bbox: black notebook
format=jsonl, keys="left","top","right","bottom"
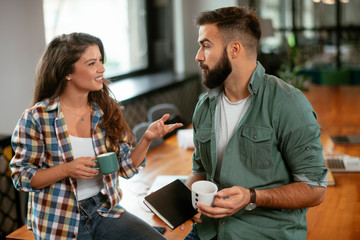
{"left": 143, "top": 179, "right": 198, "bottom": 230}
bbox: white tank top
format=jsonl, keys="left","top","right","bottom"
{"left": 69, "top": 135, "right": 103, "bottom": 201}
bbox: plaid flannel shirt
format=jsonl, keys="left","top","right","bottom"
{"left": 10, "top": 97, "right": 144, "bottom": 240}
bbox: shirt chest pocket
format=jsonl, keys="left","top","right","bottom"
{"left": 194, "top": 128, "right": 212, "bottom": 170}
{"left": 240, "top": 126, "right": 273, "bottom": 169}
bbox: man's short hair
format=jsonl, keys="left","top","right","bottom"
{"left": 196, "top": 6, "right": 261, "bottom": 56}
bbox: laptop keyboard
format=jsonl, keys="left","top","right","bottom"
{"left": 325, "top": 155, "right": 360, "bottom": 172}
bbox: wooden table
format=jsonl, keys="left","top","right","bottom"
{"left": 304, "top": 85, "right": 360, "bottom": 157}
{"left": 6, "top": 85, "right": 360, "bottom": 239}
{"left": 304, "top": 85, "right": 360, "bottom": 240}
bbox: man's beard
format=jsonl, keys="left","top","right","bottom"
{"left": 200, "top": 50, "right": 232, "bottom": 89}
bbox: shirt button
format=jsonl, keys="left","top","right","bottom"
{"left": 201, "top": 136, "right": 205, "bottom": 140}
{"left": 221, "top": 221, "right": 226, "bottom": 224}
{"left": 305, "top": 146, "right": 310, "bottom": 150}
{"left": 254, "top": 135, "right": 257, "bottom": 139}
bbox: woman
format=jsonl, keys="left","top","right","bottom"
{"left": 10, "top": 32, "right": 182, "bottom": 240}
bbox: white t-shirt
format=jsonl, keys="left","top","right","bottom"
{"left": 214, "top": 92, "right": 252, "bottom": 181}
{"left": 69, "top": 135, "right": 103, "bottom": 201}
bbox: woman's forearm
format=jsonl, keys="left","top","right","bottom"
{"left": 130, "top": 136, "right": 151, "bottom": 167}
{"left": 30, "top": 163, "right": 68, "bottom": 189}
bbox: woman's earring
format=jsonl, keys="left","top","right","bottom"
{"left": 67, "top": 77, "right": 71, "bottom": 81}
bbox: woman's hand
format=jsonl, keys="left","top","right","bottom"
{"left": 130, "top": 114, "right": 183, "bottom": 168}
{"left": 30, "top": 157, "right": 99, "bottom": 189}
{"left": 65, "top": 157, "right": 99, "bottom": 179}
{"left": 144, "top": 114, "right": 183, "bottom": 141}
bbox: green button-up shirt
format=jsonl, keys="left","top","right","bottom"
{"left": 191, "top": 63, "right": 328, "bottom": 240}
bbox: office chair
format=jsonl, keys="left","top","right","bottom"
{"left": 147, "top": 103, "right": 181, "bottom": 122}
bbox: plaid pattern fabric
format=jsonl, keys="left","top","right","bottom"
{"left": 10, "top": 97, "right": 144, "bottom": 240}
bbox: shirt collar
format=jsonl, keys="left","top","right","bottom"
{"left": 45, "top": 97, "right": 60, "bottom": 112}
{"left": 208, "top": 86, "right": 223, "bottom": 99}
{"left": 247, "top": 61, "right": 265, "bottom": 96}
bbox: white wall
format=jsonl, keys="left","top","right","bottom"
{"left": 0, "top": 0, "right": 46, "bottom": 135}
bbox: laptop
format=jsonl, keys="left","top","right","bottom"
{"left": 324, "top": 155, "right": 360, "bottom": 172}
{"left": 331, "top": 135, "right": 360, "bottom": 145}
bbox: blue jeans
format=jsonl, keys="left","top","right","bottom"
{"left": 184, "top": 229, "right": 217, "bottom": 240}
{"left": 77, "top": 193, "right": 165, "bottom": 240}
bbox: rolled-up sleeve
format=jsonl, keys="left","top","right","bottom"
{"left": 281, "top": 124, "right": 328, "bottom": 188}
{"left": 10, "top": 111, "right": 44, "bottom": 192}
{"left": 118, "top": 142, "right": 146, "bottom": 179}
{"left": 278, "top": 90, "right": 328, "bottom": 188}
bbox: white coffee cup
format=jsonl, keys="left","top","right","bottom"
{"left": 191, "top": 180, "right": 218, "bottom": 210}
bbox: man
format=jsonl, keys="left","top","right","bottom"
{"left": 183, "top": 6, "right": 328, "bottom": 240}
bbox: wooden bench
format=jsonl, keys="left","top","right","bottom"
{"left": 6, "top": 225, "right": 34, "bottom": 240}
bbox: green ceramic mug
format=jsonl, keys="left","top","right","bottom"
{"left": 94, "top": 152, "right": 119, "bottom": 175}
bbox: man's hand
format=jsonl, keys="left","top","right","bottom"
{"left": 196, "top": 186, "right": 250, "bottom": 218}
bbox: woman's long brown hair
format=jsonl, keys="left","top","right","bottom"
{"left": 33, "top": 32, "right": 134, "bottom": 151}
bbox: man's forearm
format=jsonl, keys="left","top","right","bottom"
{"left": 256, "top": 182, "right": 326, "bottom": 209}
